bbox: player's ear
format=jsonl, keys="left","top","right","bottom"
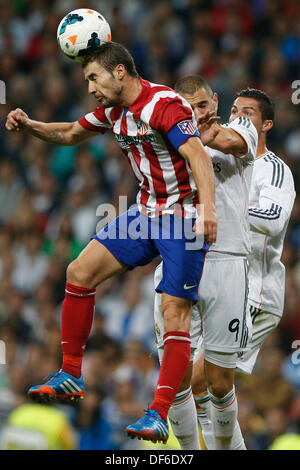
{"left": 213, "top": 92, "right": 218, "bottom": 111}
{"left": 114, "top": 64, "right": 126, "bottom": 80}
{"left": 262, "top": 120, "right": 273, "bottom": 133}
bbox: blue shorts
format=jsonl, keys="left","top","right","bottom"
{"left": 93, "top": 207, "right": 209, "bottom": 301}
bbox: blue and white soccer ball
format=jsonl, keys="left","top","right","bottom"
{"left": 57, "top": 8, "right": 111, "bottom": 62}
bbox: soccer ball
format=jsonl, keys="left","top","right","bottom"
{"left": 57, "top": 8, "right": 111, "bottom": 62}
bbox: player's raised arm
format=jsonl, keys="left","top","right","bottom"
{"left": 194, "top": 112, "right": 258, "bottom": 160}
{"left": 203, "top": 124, "right": 248, "bottom": 155}
{"left": 198, "top": 114, "right": 258, "bottom": 160}
{"left": 5, "top": 108, "right": 94, "bottom": 146}
{"left": 179, "top": 136, "right": 217, "bottom": 245}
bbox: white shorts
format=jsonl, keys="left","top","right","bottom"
{"left": 154, "top": 254, "right": 252, "bottom": 367}
{"left": 236, "top": 306, "right": 281, "bottom": 374}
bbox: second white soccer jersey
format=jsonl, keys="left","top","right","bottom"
{"left": 154, "top": 116, "right": 258, "bottom": 361}
{"left": 205, "top": 117, "right": 258, "bottom": 257}
{"left": 247, "top": 151, "right": 296, "bottom": 316}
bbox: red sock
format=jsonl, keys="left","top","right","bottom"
{"left": 61, "top": 282, "right": 96, "bottom": 378}
{"left": 150, "top": 331, "right": 191, "bottom": 421}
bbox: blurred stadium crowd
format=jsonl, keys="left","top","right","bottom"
{"left": 0, "top": 0, "right": 299, "bottom": 450}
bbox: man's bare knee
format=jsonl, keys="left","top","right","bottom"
{"left": 191, "top": 372, "right": 207, "bottom": 395}
{"left": 66, "top": 240, "right": 127, "bottom": 289}
{"left": 66, "top": 258, "right": 95, "bottom": 288}
{"left": 208, "top": 379, "right": 233, "bottom": 398}
{"left": 204, "top": 360, "right": 235, "bottom": 398}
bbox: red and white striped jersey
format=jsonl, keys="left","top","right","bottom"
{"left": 78, "top": 78, "right": 200, "bottom": 217}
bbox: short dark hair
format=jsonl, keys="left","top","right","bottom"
{"left": 234, "top": 88, "right": 275, "bottom": 121}
{"left": 82, "top": 41, "right": 138, "bottom": 77}
{"left": 174, "top": 75, "right": 213, "bottom": 98}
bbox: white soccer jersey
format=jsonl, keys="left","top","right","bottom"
{"left": 206, "top": 116, "right": 258, "bottom": 256}
{"left": 247, "top": 151, "right": 296, "bottom": 316}
{"left": 154, "top": 117, "right": 258, "bottom": 359}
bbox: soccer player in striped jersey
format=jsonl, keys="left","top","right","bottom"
{"left": 191, "top": 88, "right": 296, "bottom": 450}
{"left": 6, "top": 42, "right": 217, "bottom": 444}
{"left": 154, "top": 76, "right": 258, "bottom": 450}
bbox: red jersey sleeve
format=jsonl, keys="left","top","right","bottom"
{"left": 78, "top": 106, "right": 112, "bottom": 134}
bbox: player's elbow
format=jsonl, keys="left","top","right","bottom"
{"left": 250, "top": 217, "right": 286, "bottom": 237}
{"left": 179, "top": 136, "right": 203, "bottom": 161}
{"left": 67, "top": 123, "right": 81, "bottom": 146}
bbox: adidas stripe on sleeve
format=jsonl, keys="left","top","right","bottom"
{"left": 225, "top": 116, "right": 258, "bottom": 162}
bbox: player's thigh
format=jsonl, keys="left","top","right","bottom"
{"left": 67, "top": 239, "right": 128, "bottom": 288}
{"left": 200, "top": 257, "right": 249, "bottom": 356}
{"left": 69, "top": 207, "right": 159, "bottom": 288}
{"left": 154, "top": 214, "right": 208, "bottom": 302}
{"left": 94, "top": 206, "right": 159, "bottom": 270}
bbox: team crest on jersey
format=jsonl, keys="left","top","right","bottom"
{"left": 135, "top": 120, "right": 149, "bottom": 136}
{"left": 177, "top": 120, "right": 197, "bottom": 135}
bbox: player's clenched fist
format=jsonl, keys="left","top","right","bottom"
{"left": 193, "top": 205, "right": 217, "bottom": 245}
{"left": 203, "top": 209, "right": 218, "bottom": 245}
{"left": 6, "top": 108, "right": 29, "bottom": 132}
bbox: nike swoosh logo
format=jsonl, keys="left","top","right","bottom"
{"left": 157, "top": 385, "right": 174, "bottom": 390}
{"left": 183, "top": 283, "right": 197, "bottom": 290}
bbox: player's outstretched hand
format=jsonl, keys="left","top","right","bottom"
{"left": 193, "top": 204, "right": 217, "bottom": 245}
{"left": 197, "top": 110, "right": 221, "bottom": 146}
{"left": 197, "top": 109, "right": 219, "bottom": 125}
{"left": 6, "top": 108, "right": 30, "bottom": 132}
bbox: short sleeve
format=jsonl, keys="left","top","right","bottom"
{"left": 227, "top": 116, "right": 258, "bottom": 162}
{"left": 254, "top": 159, "right": 296, "bottom": 214}
{"left": 78, "top": 106, "right": 112, "bottom": 134}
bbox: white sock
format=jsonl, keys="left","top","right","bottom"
{"left": 194, "top": 391, "right": 215, "bottom": 450}
{"left": 208, "top": 387, "right": 238, "bottom": 450}
{"left": 194, "top": 390, "right": 246, "bottom": 450}
{"left": 169, "top": 387, "right": 201, "bottom": 450}
{"left": 231, "top": 421, "right": 247, "bottom": 450}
